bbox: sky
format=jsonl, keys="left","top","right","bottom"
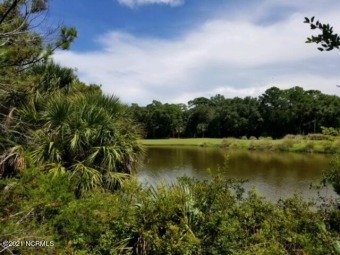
{"left": 49, "top": 0, "right": 340, "bottom": 105}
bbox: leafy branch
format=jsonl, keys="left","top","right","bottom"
{"left": 304, "top": 16, "right": 340, "bottom": 51}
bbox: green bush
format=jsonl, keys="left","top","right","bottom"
{"left": 294, "top": 134, "right": 305, "bottom": 141}
{"left": 1, "top": 170, "right": 340, "bottom": 254}
{"left": 221, "top": 138, "right": 235, "bottom": 148}
{"left": 277, "top": 139, "right": 295, "bottom": 151}
{"left": 323, "top": 157, "right": 340, "bottom": 195}
{"left": 256, "top": 141, "right": 273, "bottom": 151}
{"left": 283, "top": 134, "right": 296, "bottom": 139}
{"left": 248, "top": 142, "right": 257, "bottom": 150}
{"left": 322, "top": 141, "right": 338, "bottom": 154}
{"left": 304, "top": 141, "right": 315, "bottom": 153}
{"left": 258, "top": 136, "right": 273, "bottom": 140}
{"left": 321, "top": 126, "right": 340, "bottom": 136}
{"left": 306, "top": 133, "right": 332, "bottom": 140}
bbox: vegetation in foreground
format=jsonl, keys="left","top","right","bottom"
{"left": 1, "top": 168, "right": 340, "bottom": 255}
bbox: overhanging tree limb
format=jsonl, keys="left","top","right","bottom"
{"left": 304, "top": 16, "right": 340, "bottom": 51}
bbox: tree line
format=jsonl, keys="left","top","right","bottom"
{"left": 130, "top": 86, "right": 340, "bottom": 139}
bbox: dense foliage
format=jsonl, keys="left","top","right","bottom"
{"left": 130, "top": 87, "right": 340, "bottom": 139}
{"left": 0, "top": 0, "right": 144, "bottom": 195}
{"left": 1, "top": 170, "right": 340, "bottom": 254}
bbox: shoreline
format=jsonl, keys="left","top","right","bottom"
{"left": 140, "top": 137, "right": 340, "bottom": 154}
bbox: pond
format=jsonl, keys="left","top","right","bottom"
{"left": 137, "top": 146, "right": 338, "bottom": 201}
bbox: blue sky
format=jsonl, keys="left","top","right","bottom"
{"left": 51, "top": 0, "right": 340, "bottom": 105}
{"left": 50, "top": 0, "right": 232, "bottom": 51}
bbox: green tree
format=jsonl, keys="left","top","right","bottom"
{"left": 186, "top": 97, "right": 214, "bottom": 137}
{"left": 0, "top": 0, "right": 77, "bottom": 69}
{"left": 0, "top": 0, "right": 77, "bottom": 118}
{"left": 28, "top": 90, "right": 143, "bottom": 196}
{"left": 130, "top": 101, "right": 186, "bottom": 139}
{"left": 0, "top": 0, "right": 77, "bottom": 145}
{"left": 259, "top": 87, "right": 290, "bottom": 138}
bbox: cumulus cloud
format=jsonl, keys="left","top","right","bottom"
{"left": 116, "top": 0, "right": 184, "bottom": 8}
{"left": 54, "top": 0, "right": 340, "bottom": 105}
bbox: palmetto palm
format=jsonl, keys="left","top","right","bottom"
{"left": 28, "top": 61, "right": 75, "bottom": 94}
{"left": 1, "top": 58, "right": 143, "bottom": 194}
{"left": 29, "top": 90, "right": 144, "bottom": 195}
{"left": 0, "top": 62, "right": 76, "bottom": 175}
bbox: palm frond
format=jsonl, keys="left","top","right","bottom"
{"left": 102, "top": 171, "right": 130, "bottom": 190}
{"left": 44, "top": 162, "right": 67, "bottom": 177}
{"left": 43, "top": 95, "right": 71, "bottom": 128}
{"left": 0, "top": 145, "right": 27, "bottom": 177}
{"left": 70, "top": 130, "right": 81, "bottom": 152}
{"left": 70, "top": 162, "right": 103, "bottom": 194}
{"left": 29, "top": 129, "right": 63, "bottom": 164}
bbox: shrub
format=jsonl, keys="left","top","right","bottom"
{"left": 304, "top": 142, "right": 315, "bottom": 153}
{"left": 277, "top": 144, "right": 289, "bottom": 151}
{"left": 323, "top": 157, "right": 340, "bottom": 195}
{"left": 277, "top": 139, "right": 295, "bottom": 151}
{"left": 322, "top": 141, "right": 337, "bottom": 154}
{"left": 283, "top": 134, "right": 304, "bottom": 141}
{"left": 221, "top": 138, "right": 235, "bottom": 148}
{"left": 256, "top": 141, "right": 273, "bottom": 151}
{"left": 258, "top": 136, "right": 273, "bottom": 140}
{"left": 248, "top": 142, "right": 257, "bottom": 150}
{"left": 294, "top": 134, "right": 305, "bottom": 141}
{"left": 199, "top": 142, "right": 208, "bottom": 147}
{"left": 306, "top": 133, "right": 331, "bottom": 141}
{"left": 321, "top": 126, "right": 340, "bottom": 136}
{"left": 2, "top": 169, "right": 340, "bottom": 254}
{"left": 284, "top": 134, "right": 296, "bottom": 139}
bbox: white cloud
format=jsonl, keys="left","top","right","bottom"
{"left": 116, "top": 0, "right": 184, "bottom": 8}
{"left": 54, "top": 1, "right": 340, "bottom": 105}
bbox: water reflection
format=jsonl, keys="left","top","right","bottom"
{"left": 137, "top": 146, "right": 338, "bottom": 201}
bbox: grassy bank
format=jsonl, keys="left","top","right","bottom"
{"left": 140, "top": 136, "right": 340, "bottom": 154}
{"left": 140, "top": 138, "right": 223, "bottom": 146}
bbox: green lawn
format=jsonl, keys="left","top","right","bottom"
{"left": 140, "top": 138, "right": 223, "bottom": 146}
{"left": 139, "top": 137, "right": 340, "bottom": 154}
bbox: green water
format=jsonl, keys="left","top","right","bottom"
{"left": 137, "top": 146, "right": 338, "bottom": 201}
